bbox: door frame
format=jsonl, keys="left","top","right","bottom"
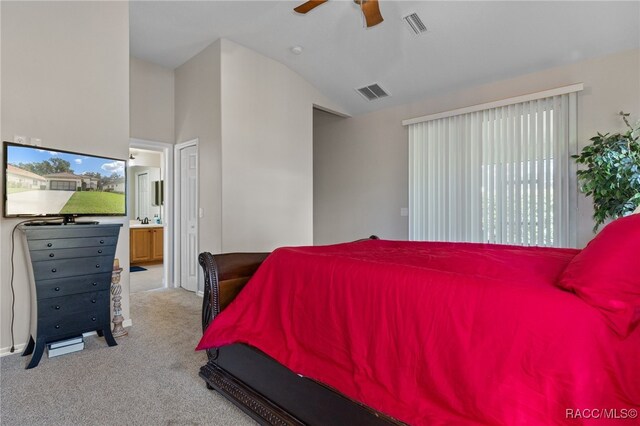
{"left": 129, "top": 138, "right": 174, "bottom": 288}
{"left": 174, "top": 139, "right": 199, "bottom": 292}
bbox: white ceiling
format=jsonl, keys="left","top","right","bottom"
{"left": 130, "top": 1, "right": 640, "bottom": 116}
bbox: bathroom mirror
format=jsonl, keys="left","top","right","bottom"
{"left": 129, "top": 166, "right": 161, "bottom": 222}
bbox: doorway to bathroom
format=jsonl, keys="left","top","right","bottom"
{"left": 128, "top": 139, "right": 173, "bottom": 293}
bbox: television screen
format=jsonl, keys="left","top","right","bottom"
{"left": 3, "top": 142, "right": 126, "bottom": 217}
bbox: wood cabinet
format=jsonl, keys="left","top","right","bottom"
{"left": 19, "top": 223, "right": 121, "bottom": 369}
{"left": 152, "top": 228, "right": 163, "bottom": 260}
{"left": 130, "top": 228, "right": 151, "bottom": 263}
{"left": 130, "top": 227, "right": 163, "bottom": 265}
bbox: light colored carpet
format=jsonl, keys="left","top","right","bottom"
{"left": 0, "top": 289, "right": 256, "bottom": 426}
{"left": 130, "top": 264, "right": 165, "bottom": 293}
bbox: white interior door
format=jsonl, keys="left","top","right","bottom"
{"left": 136, "top": 172, "right": 150, "bottom": 220}
{"left": 179, "top": 144, "right": 198, "bottom": 292}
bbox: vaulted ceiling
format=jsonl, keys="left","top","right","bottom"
{"left": 130, "top": 1, "right": 640, "bottom": 116}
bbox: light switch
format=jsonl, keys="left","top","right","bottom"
{"left": 198, "top": 208, "right": 204, "bottom": 218}
{"left": 400, "top": 208, "right": 409, "bottom": 217}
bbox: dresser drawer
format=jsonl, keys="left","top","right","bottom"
{"left": 39, "top": 310, "right": 108, "bottom": 338}
{"left": 38, "top": 291, "right": 108, "bottom": 319}
{"left": 33, "top": 255, "right": 115, "bottom": 281}
{"left": 24, "top": 225, "right": 121, "bottom": 240}
{"left": 35, "top": 273, "right": 112, "bottom": 299}
{"left": 29, "top": 245, "right": 117, "bottom": 262}
{"left": 27, "top": 236, "right": 118, "bottom": 251}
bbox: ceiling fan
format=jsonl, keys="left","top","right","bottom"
{"left": 294, "top": 0, "right": 384, "bottom": 28}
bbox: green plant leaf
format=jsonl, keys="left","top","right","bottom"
{"left": 575, "top": 113, "right": 640, "bottom": 231}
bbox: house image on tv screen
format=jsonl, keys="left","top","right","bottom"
{"left": 6, "top": 164, "right": 126, "bottom": 216}
{"left": 6, "top": 164, "right": 48, "bottom": 190}
{"left": 7, "top": 166, "right": 103, "bottom": 192}
{"left": 104, "top": 177, "right": 125, "bottom": 193}
{"left": 44, "top": 172, "right": 99, "bottom": 191}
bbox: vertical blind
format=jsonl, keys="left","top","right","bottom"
{"left": 408, "top": 91, "right": 578, "bottom": 247}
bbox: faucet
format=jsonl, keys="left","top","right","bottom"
{"left": 142, "top": 217, "right": 149, "bottom": 224}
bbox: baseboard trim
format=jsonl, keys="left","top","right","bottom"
{"left": 197, "top": 290, "right": 204, "bottom": 298}
{"left": 1, "top": 321, "right": 133, "bottom": 357}
{"left": 0, "top": 343, "right": 26, "bottom": 357}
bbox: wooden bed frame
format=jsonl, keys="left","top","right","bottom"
{"left": 198, "top": 240, "right": 404, "bottom": 425}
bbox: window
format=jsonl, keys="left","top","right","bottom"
{"left": 406, "top": 87, "right": 579, "bottom": 247}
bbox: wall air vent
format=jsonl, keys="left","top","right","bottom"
{"left": 403, "top": 12, "right": 427, "bottom": 35}
{"left": 356, "top": 83, "right": 390, "bottom": 101}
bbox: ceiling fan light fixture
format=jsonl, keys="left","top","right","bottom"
{"left": 294, "top": 0, "right": 383, "bottom": 28}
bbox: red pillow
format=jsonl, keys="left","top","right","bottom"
{"left": 557, "top": 213, "right": 640, "bottom": 337}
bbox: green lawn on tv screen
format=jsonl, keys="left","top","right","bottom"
{"left": 60, "top": 192, "right": 125, "bottom": 215}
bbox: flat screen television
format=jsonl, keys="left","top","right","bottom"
{"left": 3, "top": 141, "right": 127, "bottom": 221}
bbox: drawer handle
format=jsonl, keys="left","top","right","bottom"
{"left": 91, "top": 316, "right": 97, "bottom": 321}
{"left": 95, "top": 264, "right": 100, "bottom": 269}
{"left": 47, "top": 243, "right": 53, "bottom": 247}
{"left": 54, "top": 305, "right": 60, "bottom": 310}
{"left": 97, "top": 249, "right": 103, "bottom": 254}
{"left": 91, "top": 299, "right": 97, "bottom": 304}
{"left": 49, "top": 253, "right": 55, "bottom": 258}
{"left": 54, "top": 287, "right": 60, "bottom": 292}
{"left": 92, "top": 282, "right": 98, "bottom": 286}
{"left": 55, "top": 325, "right": 60, "bottom": 329}
{"left": 51, "top": 268, "right": 57, "bottom": 273}
{"left": 99, "top": 240, "right": 104, "bottom": 244}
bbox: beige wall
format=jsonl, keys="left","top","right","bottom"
{"left": 130, "top": 56, "right": 175, "bottom": 144}
{"left": 175, "top": 40, "right": 223, "bottom": 264}
{"left": 314, "top": 107, "right": 409, "bottom": 244}
{"left": 220, "top": 39, "right": 346, "bottom": 252}
{"left": 314, "top": 48, "right": 640, "bottom": 248}
{"left": 175, "top": 38, "right": 347, "bottom": 271}
{"left": 0, "top": 1, "right": 130, "bottom": 353}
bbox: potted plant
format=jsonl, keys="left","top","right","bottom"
{"left": 573, "top": 112, "right": 640, "bottom": 231}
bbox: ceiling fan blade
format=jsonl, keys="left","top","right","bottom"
{"left": 294, "top": 0, "right": 329, "bottom": 14}
{"left": 361, "top": 0, "right": 384, "bottom": 27}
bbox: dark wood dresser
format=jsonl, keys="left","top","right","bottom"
{"left": 19, "top": 223, "right": 122, "bottom": 369}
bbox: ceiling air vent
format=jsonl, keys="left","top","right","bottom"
{"left": 403, "top": 12, "right": 427, "bottom": 35}
{"left": 356, "top": 83, "right": 390, "bottom": 101}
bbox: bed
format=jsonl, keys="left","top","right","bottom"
{"left": 197, "top": 215, "right": 640, "bottom": 425}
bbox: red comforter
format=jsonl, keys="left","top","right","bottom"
{"left": 197, "top": 240, "right": 640, "bottom": 425}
